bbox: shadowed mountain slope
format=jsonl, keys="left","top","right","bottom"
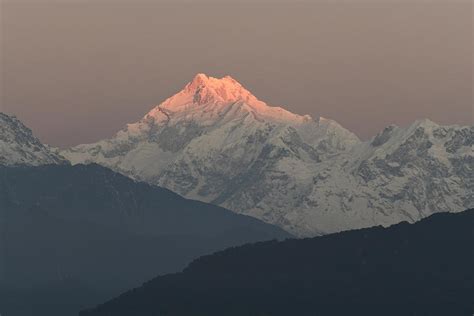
{"left": 0, "top": 164, "right": 290, "bottom": 316}
{"left": 81, "top": 209, "right": 474, "bottom": 316}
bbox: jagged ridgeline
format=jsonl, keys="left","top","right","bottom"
{"left": 1, "top": 72, "right": 473, "bottom": 237}
{"left": 0, "top": 113, "right": 66, "bottom": 166}
{"left": 61, "top": 74, "right": 473, "bottom": 236}
{"left": 1, "top": 72, "right": 472, "bottom": 316}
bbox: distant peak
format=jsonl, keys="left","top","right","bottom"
{"left": 179, "top": 73, "right": 255, "bottom": 105}
{"left": 144, "top": 73, "right": 314, "bottom": 125}
{"left": 195, "top": 73, "right": 209, "bottom": 80}
{"left": 188, "top": 73, "right": 211, "bottom": 89}
{"left": 413, "top": 118, "right": 438, "bottom": 128}
{"left": 186, "top": 73, "right": 241, "bottom": 91}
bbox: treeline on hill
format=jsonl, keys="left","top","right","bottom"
{"left": 82, "top": 209, "right": 474, "bottom": 316}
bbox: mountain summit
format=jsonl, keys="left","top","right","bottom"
{"left": 180, "top": 73, "right": 258, "bottom": 105}
{"left": 156, "top": 73, "right": 253, "bottom": 109}
{"left": 61, "top": 74, "right": 473, "bottom": 236}
{"left": 144, "top": 73, "right": 314, "bottom": 126}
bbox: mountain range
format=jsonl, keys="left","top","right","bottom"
{"left": 80, "top": 209, "right": 474, "bottom": 316}
{"left": 58, "top": 73, "right": 473, "bottom": 236}
{"left": 0, "top": 73, "right": 472, "bottom": 315}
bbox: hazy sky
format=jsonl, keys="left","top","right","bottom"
{"left": 1, "top": 0, "right": 472, "bottom": 147}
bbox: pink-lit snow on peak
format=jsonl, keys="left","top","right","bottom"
{"left": 145, "top": 73, "right": 312, "bottom": 124}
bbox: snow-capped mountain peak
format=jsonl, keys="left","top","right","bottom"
{"left": 60, "top": 75, "right": 472, "bottom": 237}
{"left": 153, "top": 73, "right": 260, "bottom": 111}
{"left": 182, "top": 73, "right": 254, "bottom": 105}
{"left": 62, "top": 74, "right": 361, "bottom": 213}
{"left": 143, "top": 74, "right": 314, "bottom": 127}
{"left": 181, "top": 73, "right": 267, "bottom": 107}
{"left": 0, "top": 113, "right": 66, "bottom": 166}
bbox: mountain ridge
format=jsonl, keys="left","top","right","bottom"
{"left": 80, "top": 208, "right": 474, "bottom": 316}
{"left": 59, "top": 74, "right": 473, "bottom": 236}
{"left": 1, "top": 73, "right": 471, "bottom": 237}
{"left": 0, "top": 113, "right": 67, "bottom": 166}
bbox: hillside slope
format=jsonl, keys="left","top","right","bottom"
{"left": 81, "top": 209, "right": 474, "bottom": 316}
{"left": 0, "top": 164, "right": 290, "bottom": 316}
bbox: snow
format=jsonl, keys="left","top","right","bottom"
{"left": 56, "top": 74, "right": 474, "bottom": 237}
{"left": 0, "top": 113, "right": 67, "bottom": 166}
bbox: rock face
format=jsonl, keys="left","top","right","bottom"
{"left": 0, "top": 113, "right": 67, "bottom": 166}
{"left": 61, "top": 74, "right": 473, "bottom": 236}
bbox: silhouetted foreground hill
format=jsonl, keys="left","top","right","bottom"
{"left": 81, "top": 209, "right": 474, "bottom": 316}
{"left": 0, "top": 164, "right": 290, "bottom": 316}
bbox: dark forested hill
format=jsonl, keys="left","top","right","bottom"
{"left": 81, "top": 209, "right": 474, "bottom": 316}
{"left": 0, "top": 164, "right": 290, "bottom": 316}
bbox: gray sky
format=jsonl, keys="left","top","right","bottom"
{"left": 1, "top": 0, "right": 473, "bottom": 147}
